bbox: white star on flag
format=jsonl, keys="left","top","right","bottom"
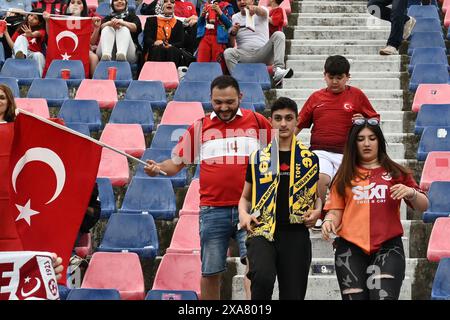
{"left": 25, "top": 277, "right": 31, "bottom": 284}
{"left": 61, "top": 52, "right": 71, "bottom": 60}
{"left": 30, "top": 38, "right": 37, "bottom": 44}
{"left": 15, "top": 199, "right": 40, "bottom": 226}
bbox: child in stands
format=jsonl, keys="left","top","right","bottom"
{"left": 268, "top": 0, "right": 284, "bottom": 37}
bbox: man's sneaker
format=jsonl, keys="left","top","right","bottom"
{"left": 273, "top": 67, "right": 294, "bottom": 86}
{"left": 379, "top": 45, "right": 399, "bottom": 55}
{"left": 403, "top": 16, "right": 416, "bottom": 40}
{"left": 101, "top": 54, "right": 111, "bottom": 61}
{"left": 15, "top": 51, "right": 25, "bottom": 59}
{"left": 311, "top": 218, "right": 323, "bottom": 232}
{"left": 116, "top": 53, "right": 126, "bottom": 61}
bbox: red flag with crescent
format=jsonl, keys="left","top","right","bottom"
{"left": 43, "top": 17, "right": 92, "bottom": 77}
{"left": 6, "top": 113, "right": 102, "bottom": 284}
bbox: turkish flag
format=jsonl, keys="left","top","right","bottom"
{"left": 44, "top": 17, "right": 92, "bottom": 77}
{"left": 7, "top": 113, "right": 102, "bottom": 284}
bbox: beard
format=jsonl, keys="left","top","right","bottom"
{"left": 215, "top": 108, "right": 238, "bottom": 122}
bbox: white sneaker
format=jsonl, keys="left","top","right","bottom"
{"left": 379, "top": 45, "right": 399, "bottom": 55}
{"left": 403, "top": 16, "right": 416, "bottom": 40}
{"left": 273, "top": 67, "right": 294, "bottom": 86}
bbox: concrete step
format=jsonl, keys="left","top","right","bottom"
{"left": 297, "top": 15, "right": 391, "bottom": 27}
{"left": 297, "top": 131, "right": 411, "bottom": 142}
{"left": 291, "top": 98, "right": 404, "bottom": 111}
{"left": 299, "top": 2, "right": 369, "bottom": 14}
{"left": 294, "top": 25, "right": 390, "bottom": 31}
{"left": 283, "top": 78, "right": 401, "bottom": 90}
{"left": 294, "top": 29, "right": 391, "bottom": 40}
{"left": 292, "top": 72, "right": 401, "bottom": 79}
{"left": 287, "top": 54, "right": 400, "bottom": 62}
{"left": 286, "top": 59, "right": 401, "bottom": 73}
{"left": 276, "top": 89, "right": 403, "bottom": 100}
{"left": 289, "top": 44, "right": 388, "bottom": 55}
{"left": 290, "top": 39, "right": 387, "bottom": 46}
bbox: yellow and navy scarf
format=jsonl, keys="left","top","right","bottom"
{"left": 249, "top": 136, "right": 319, "bottom": 241}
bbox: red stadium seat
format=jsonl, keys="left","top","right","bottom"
{"left": 138, "top": 61, "right": 179, "bottom": 89}
{"left": 75, "top": 79, "right": 118, "bottom": 109}
{"left": 100, "top": 123, "right": 146, "bottom": 158}
{"left": 167, "top": 215, "right": 200, "bottom": 254}
{"left": 15, "top": 98, "right": 49, "bottom": 118}
{"left": 427, "top": 217, "right": 450, "bottom": 262}
{"left": 97, "top": 148, "right": 130, "bottom": 187}
{"left": 445, "top": 8, "right": 450, "bottom": 27}
{"left": 152, "top": 253, "right": 201, "bottom": 299}
{"left": 412, "top": 84, "right": 450, "bottom": 113}
{"left": 160, "top": 101, "right": 204, "bottom": 126}
{"left": 420, "top": 152, "right": 450, "bottom": 191}
{"left": 74, "top": 232, "right": 92, "bottom": 258}
{"left": 137, "top": 15, "right": 150, "bottom": 30}
{"left": 258, "top": 0, "right": 290, "bottom": 15}
{"left": 86, "top": 0, "right": 99, "bottom": 9}
{"left": 82, "top": 252, "right": 145, "bottom": 300}
{"left": 444, "top": 0, "right": 450, "bottom": 13}
{"left": 180, "top": 179, "right": 200, "bottom": 216}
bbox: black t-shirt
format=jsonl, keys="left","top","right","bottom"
{"left": 246, "top": 150, "right": 307, "bottom": 232}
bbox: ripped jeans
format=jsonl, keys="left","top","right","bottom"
{"left": 334, "top": 236, "right": 405, "bottom": 300}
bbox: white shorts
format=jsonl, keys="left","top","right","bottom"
{"left": 313, "top": 150, "right": 343, "bottom": 180}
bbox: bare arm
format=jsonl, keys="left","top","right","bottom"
{"left": 238, "top": 182, "right": 258, "bottom": 232}
{"left": 144, "top": 158, "right": 185, "bottom": 177}
{"left": 248, "top": 5, "right": 267, "bottom": 18}
{"left": 390, "top": 184, "right": 429, "bottom": 212}
{"left": 321, "top": 209, "right": 343, "bottom": 241}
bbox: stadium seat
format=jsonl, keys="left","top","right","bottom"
{"left": 167, "top": 215, "right": 200, "bottom": 254}
{"left": 100, "top": 123, "right": 146, "bottom": 158}
{"left": 409, "top": 64, "right": 449, "bottom": 92}
{"left": 408, "top": 4, "right": 440, "bottom": 20}
{"left": 150, "top": 124, "right": 188, "bottom": 151}
{"left": 119, "top": 177, "right": 176, "bottom": 220}
{"left": 124, "top": 80, "right": 167, "bottom": 110}
{"left": 160, "top": 101, "right": 204, "bottom": 126}
{"left": 408, "top": 48, "right": 448, "bottom": 74}
{"left": 415, "top": 104, "right": 450, "bottom": 135}
{"left": 411, "top": 18, "right": 443, "bottom": 38}
{"left": 152, "top": 253, "right": 201, "bottom": 298}
{"left": 145, "top": 289, "right": 198, "bottom": 300}
{"left": 0, "top": 58, "right": 40, "bottom": 86}
{"left": 66, "top": 123, "right": 91, "bottom": 136}
{"left": 93, "top": 61, "right": 133, "bottom": 88}
{"left": 45, "top": 59, "right": 85, "bottom": 87}
{"left": 183, "top": 62, "right": 222, "bottom": 82}
{"left": 179, "top": 178, "right": 200, "bottom": 216}
{"left": 445, "top": 8, "right": 450, "bottom": 28}
{"left": 86, "top": 0, "right": 99, "bottom": 10}
{"left": 135, "top": 148, "right": 187, "bottom": 187}
{"left": 97, "top": 148, "right": 130, "bottom": 187}
{"left": 98, "top": 213, "right": 159, "bottom": 259}
{"left": 423, "top": 182, "right": 450, "bottom": 223}
{"left": 419, "top": 152, "right": 450, "bottom": 190}
{"left": 74, "top": 232, "right": 92, "bottom": 258}
{"left": 75, "top": 79, "right": 118, "bottom": 109}
{"left": 95, "top": 2, "right": 110, "bottom": 17}
{"left": 139, "top": 61, "right": 179, "bottom": 89}
{"left": 81, "top": 252, "right": 145, "bottom": 300}
{"left": 15, "top": 98, "right": 49, "bottom": 118}
{"left": 137, "top": 15, "right": 149, "bottom": 29}
{"left": 240, "top": 102, "right": 256, "bottom": 111}
{"left": 431, "top": 258, "right": 450, "bottom": 300}
{"left": 407, "top": 32, "right": 446, "bottom": 56}
{"left": 239, "top": 82, "right": 266, "bottom": 111}
{"left": 173, "top": 81, "right": 212, "bottom": 109}
{"left": 427, "top": 217, "right": 450, "bottom": 262}
{"left": 27, "top": 79, "right": 69, "bottom": 107}
{"left": 67, "top": 288, "right": 120, "bottom": 300}
{"left": 417, "top": 127, "right": 450, "bottom": 161}
{"left": 412, "top": 84, "right": 450, "bottom": 112}
{"left": 407, "top": 0, "right": 437, "bottom": 6}
{"left": 231, "top": 63, "right": 271, "bottom": 90}
{"left": 96, "top": 177, "right": 116, "bottom": 219}
{"left": 108, "top": 100, "right": 154, "bottom": 133}
{"left": 0, "top": 77, "right": 19, "bottom": 97}
{"left": 58, "top": 99, "right": 101, "bottom": 132}
{"left": 0, "top": 43, "right": 5, "bottom": 67}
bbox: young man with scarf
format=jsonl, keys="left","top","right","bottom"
{"left": 238, "top": 97, "right": 322, "bottom": 300}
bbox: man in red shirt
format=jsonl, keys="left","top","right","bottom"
{"left": 295, "top": 55, "right": 380, "bottom": 229}
{"left": 145, "top": 75, "right": 272, "bottom": 300}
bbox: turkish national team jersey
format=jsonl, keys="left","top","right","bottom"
{"left": 324, "top": 167, "right": 423, "bottom": 254}
{"left": 269, "top": 7, "right": 284, "bottom": 36}
{"left": 174, "top": 0, "right": 197, "bottom": 18}
{"left": 297, "top": 86, "right": 379, "bottom": 154}
{"left": 12, "top": 29, "right": 46, "bottom": 53}
{"left": 174, "top": 109, "right": 272, "bottom": 207}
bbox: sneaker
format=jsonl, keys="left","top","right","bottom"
{"left": 15, "top": 51, "right": 25, "bottom": 59}
{"left": 403, "top": 16, "right": 416, "bottom": 40}
{"left": 311, "top": 218, "right": 323, "bottom": 232}
{"left": 101, "top": 54, "right": 111, "bottom": 61}
{"left": 116, "top": 53, "right": 126, "bottom": 61}
{"left": 379, "top": 45, "right": 399, "bottom": 55}
{"left": 273, "top": 67, "right": 294, "bottom": 86}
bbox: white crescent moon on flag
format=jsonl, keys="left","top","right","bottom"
{"left": 20, "top": 277, "right": 42, "bottom": 298}
{"left": 12, "top": 147, "right": 66, "bottom": 205}
{"left": 56, "top": 31, "right": 79, "bottom": 52}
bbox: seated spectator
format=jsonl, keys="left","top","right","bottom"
{"left": 0, "top": 9, "right": 28, "bottom": 59}
{"left": 268, "top": 0, "right": 284, "bottom": 37}
{"left": 96, "top": 0, "right": 142, "bottom": 63}
{"left": 33, "top": 0, "right": 64, "bottom": 14}
{"left": 174, "top": 0, "right": 198, "bottom": 54}
{"left": 0, "top": 84, "right": 17, "bottom": 123}
{"left": 143, "top": 0, "right": 187, "bottom": 67}
{"left": 3, "top": 9, "right": 47, "bottom": 76}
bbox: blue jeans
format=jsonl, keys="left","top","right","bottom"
{"left": 199, "top": 206, "right": 247, "bottom": 276}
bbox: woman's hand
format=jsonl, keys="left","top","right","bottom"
{"left": 51, "top": 253, "right": 63, "bottom": 281}
{"left": 212, "top": 3, "right": 223, "bottom": 16}
{"left": 43, "top": 11, "right": 51, "bottom": 21}
{"left": 92, "top": 16, "right": 102, "bottom": 29}
{"left": 304, "top": 207, "right": 321, "bottom": 228}
{"left": 321, "top": 214, "right": 341, "bottom": 241}
{"left": 390, "top": 184, "right": 415, "bottom": 200}
{"left": 21, "top": 24, "right": 32, "bottom": 37}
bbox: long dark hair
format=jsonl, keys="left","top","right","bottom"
{"left": 63, "top": 0, "right": 89, "bottom": 17}
{"left": 0, "top": 84, "right": 17, "bottom": 123}
{"left": 20, "top": 9, "right": 46, "bottom": 33}
{"left": 332, "top": 123, "right": 411, "bottom": 198}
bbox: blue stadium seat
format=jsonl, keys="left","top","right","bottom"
{"left": 408, "top": 0, "right": 437, "bottom": 6}
{"left": 231, "top": 63, "right": 271, "bottom": 90}
{"left": 423, "top": 181, "right": 450, "bottom": 223}
{"left": 408, "top": 4, "right": 440, "bottom": 20}
{"left": 431, "top": 258, "right": 450, "bottom": 300}
{"left": 125, "top": 80, "right": 167, "bottom": 110}
{"left": 119, "top": 177, "right": 176, "bottom": 220}
{"left": 109, "top": 100, "right": 154, "bottom": 133}
{"left": 239, "top": 82, "right": 266, "bottom": 111}
{"left": 135, "top": 148, "right": 187, "bottom": 187}
{"left": 411, "top": 18, "right": 442, "bottom": 38}
{"left": 98, "top": 213, "right": 159, "bottom": 258}
{"left": 45, "top": 59, "right": 85, "bottom": 87}
{"left": 145, "top": 289, "right": 198, "bottom": 300}
{"left": 66, "top": 288, "right": 121, "bottom": 300}
{"left": 408, "top": 48, "right": 448, "bottom": 73}
{"left": 66, "top": 123, "right": 91, "bottom": 136}
{"left": 409, "top": 64, "right": 449, "bottom": 92}
{"left": 96, "top": 177, "right": 116, "bottom": 219}
{"left": 240, "top": 102, "right": 255, "bottom": 111}
{"left": 95, "top": 2, "right": 110, "bottom": 17}
{"left": 173, "top": 81, "right": 212, "bottom": 109}
{"left": 0, "top": 77, "right": 20, "bottom": 97}
{"left": 0, "top": 58, "right": 40, "bottom": 86}
{"left": 27, "top": 79, "right": 69, "bottom": 107}
{"left": 0, "top": 43, "right": 5, "bottom": 68}
{"left": 183, "top": 62, "right": 222, "bottom": 82}
{"left": 93, "top": 61, "right": 133, "bottom": 88}
{"left": 408, "top": 32, "right": 446, "bottom": 56}
{"left": 415, "top": 104, "right": 450, "bottom": 135}
{"left": 58, "top": 100, "right": 101, "bottom": 132}
{"left": 150, "top": 124, "right": 188, "bottom": 151}
{"left": 193, "top": 163, "right": 200, "bottom": 179}
{"left": 417, "top": 126, "right": 450, "bottom": 161}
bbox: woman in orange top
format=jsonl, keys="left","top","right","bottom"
{"left": 322, "top": 118, "right": 428, "bottom": 300}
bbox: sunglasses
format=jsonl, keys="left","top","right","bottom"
{"left": 352, "top": 118, "right": 379, "bottom": 126}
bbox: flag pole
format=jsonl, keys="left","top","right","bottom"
{"left": 0, "top": 8, "right": 93, "bottom": 19}
{"left": 17, "top": 109, "right": 167, "bottom": 176}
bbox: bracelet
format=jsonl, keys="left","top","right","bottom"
{"left": 405, "top": 188, "right": 417, "bottom": 201}
{"left": 323, "top": 218, "right": 334, "bottom": 223}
